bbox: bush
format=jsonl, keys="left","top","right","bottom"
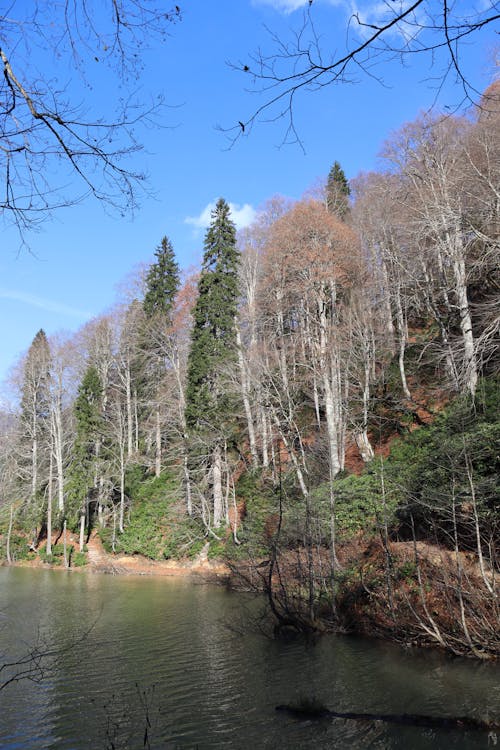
{"left": 2, "top": 533, "right": 35, "bottom": 562}
{"left": 38, "top": 542, "right": 74, "bottom": 565}
{"left": 39, "top": 551, "right": 60, "bottom": 565}
{"left": 100, "top": 470, "right": 207, "bottom": 560}
{"left": 308, "top": 468, "right": 398, "bottom": 541}
{"left": 388, "top": 376, "right": 500, "bottom": 549}
{"left": 72, "top": 551, "right": 88, "bottom": 567}
{"left": 224, "top": 471, "right": 279, "bottom": 560}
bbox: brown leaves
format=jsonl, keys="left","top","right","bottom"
{"left": 260, "top": 199, "right": 361, "bottom": 303}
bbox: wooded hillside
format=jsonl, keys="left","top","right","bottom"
{"left": 1, "top": 95, "right": 498, "bottom": 656}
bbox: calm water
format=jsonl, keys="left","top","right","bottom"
{"left": 0, "top": 567, "right": 499, "bottom": 749}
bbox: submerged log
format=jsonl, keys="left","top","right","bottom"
{"left": 275, "top": 704, "right": 500, "bottom": 731}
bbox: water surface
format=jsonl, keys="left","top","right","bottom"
{"left": 0, "top": 567, "right": 498, "bottom": 748}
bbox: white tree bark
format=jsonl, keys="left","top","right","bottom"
{"left": 46, "top": 450, "right": 53, "bottom": 556}
{"left": 236, "top": 324, "right": 258, "bottom": 467}
{"left": 212, "top": 443, "right": 224, "bottom": 528}
{"left": 155, "top": 405, "right": 161, "bottom": 477}
{"left": 79, "top": 513, "right": 85, "bottom": 553}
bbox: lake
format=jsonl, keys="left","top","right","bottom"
{"left": 0, "top": 567, "right": 498, "bottom": 748}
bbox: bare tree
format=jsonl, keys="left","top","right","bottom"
{"left": 0, "top": 1, "right": 181, "bottom": 237}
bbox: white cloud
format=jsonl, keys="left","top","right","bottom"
{"left": 185, "top": 201, "right": 256, "bottom": 231}
{"left": 0, "top": 289, "right": 91, "bottom": 319}
{"left": 230, "top": 203, "right": 257, "bottom": 229}
{"left": 252, "top": 0, "right": 310, "bottom": 12}
{"left": 252, "top": 0, "right": 417, "bottom": 38}
{"left": 253, "top": 0, "right": 346, "bottom": 13}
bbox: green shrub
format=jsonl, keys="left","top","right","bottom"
{"left": 38, "top": 542, "right": 73, "bottom": 565}
{"left": 225, "top": 471, "right": 279, "bottom": 559}
{"left": 387, "top": 376, "right": 500, "bottom": 546}
{"left": 39, "top": 551, "right": 61, "bottom": 565}
{"left": 3, "top": 534, "right": 35, "bottom": 561}
{"left": 309, "top": 468, "right": 398, "bottom": 541}
{"left": 100, "top": 470, "right": 208, "bottom": 561}
{"left": 72, "top": 551, "right": 88, "bottom": 567}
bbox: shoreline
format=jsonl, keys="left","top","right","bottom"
{"left": 3, "top": 534, "right": 231, "bottom": 582}
{"left": 4, "top": 535, "right": 498, "bottom": 661}
{"left": 2, "top": 555, "right": 231, "bottom": 582}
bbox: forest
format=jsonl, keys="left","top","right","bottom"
{"left": 1, "top": 84, "right": 499, "bottom": 659}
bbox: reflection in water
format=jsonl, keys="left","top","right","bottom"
{"left": 1, "top": 568, "right": 499, "bottom": 749}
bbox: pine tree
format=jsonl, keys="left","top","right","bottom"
{"left": 326, "top": 161, "right": 350, "bottom": 218}
{"left": 185, "top": 198, "right": 240, "bottom": 526}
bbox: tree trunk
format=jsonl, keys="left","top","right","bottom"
{"left": 155, "top": 405, "right": 161, "bottom": 477}
{"left": 31, "top": 432, "right": 37, "bottom": 504}
{"left": 50, "top": 393, "right": 66, "bottom": 514}
{"left": 79, "top": 513, "right": 85, "bottom": 553}
{"left": 119, "top": 452, "right": 126, "bottom": 534}
{"left": 318, "top": 297, "right": 342, "bottom": 479}
{"left": 46, "top": 452, "right": 53, "bottom": 556}
{"left": 6, "top": 505, "right": 13, "bottom": 564}
{"left": 452, "top": 251, "right": 477, "bottom": 395}
{"left": 236, "top": 325, "right": 258, "bottom": 467}
{"left": 183, "top": 452, "right": 193, "bottom": 516}
{"left": 134, "top": 389, "right": 139, "bottom": 453}
{"left": 63, "top": 520, "right": 68, "bottom": 568}
{"left": 212, "top": 443, "right": 224, "bottom": 528}
{"left": 126, "top": 364, "right": 133, "bottom": 457}
{"left": 394, "top": 283, "right": 411, "bottom": 400}
{"left": 261, "top": 406, "right": 269, "bottom": 468}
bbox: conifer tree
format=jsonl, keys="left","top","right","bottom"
{"left": 17, "top": 329, "right": 52, "bottom": 544}
{"left": 185, "top": 198, "right": 240, "bottom": 526}
{"left": 19, "top": 329, "right": 51, "bottom": 507}
{"left": 141, "top": 235, "right": 181, "bottom": 475}
{"left": 186, "top": 199, "right": 240, "bottom": 427}
{"left": 143, "top": 236, "right": 180, "bottom": 319}
{"left": 65, "top": 366, "right": 103, "bottom": 549}
{"left": 326, "top": 161, "right": 350, "bottom": 218}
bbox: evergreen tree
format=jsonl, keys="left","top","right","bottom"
{"left": 326, "top": 161, "right": 350, "bottom": 218}
{"left": 65, "top": 366, "right": 103, "bottom": 540}
{"left": 185, "top": 198, "right": 240, "bottom": 429}
{"left": 185, "top": 198, "right": 240, "bottom": 526}
{"left": 18, "top": 329, "right": 51, "bottom": 509}
{"left": 143, "top": 236, "right": 180, "bottom": 319}
{"left": 140, "top": 236, "right": 181, "bottom": 474}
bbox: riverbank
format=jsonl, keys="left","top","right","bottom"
{"left": 4, "top": 532, "right": 230, "bottom": 582}
{"left": 4, "top": 531, "right": 498, "bottom": 660}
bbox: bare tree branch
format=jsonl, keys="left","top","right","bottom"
{"left": 228, "top": 1, "right": 499, "bottom": 146}
{"left": 0, "top": 1, "right": 181, "bottom": 240}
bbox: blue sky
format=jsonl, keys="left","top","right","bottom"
{"left": 1, "top": 0, "right": 497, "bottom": 391}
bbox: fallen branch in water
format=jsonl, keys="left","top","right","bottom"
{"left": 275, "top": 704, "right": 500, "bottom": 731}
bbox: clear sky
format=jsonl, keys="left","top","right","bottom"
{"left": 1, "top": 0, "right": 497, "bottom": 392}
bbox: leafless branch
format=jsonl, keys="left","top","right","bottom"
{"left": 0, "top": 1, "right": 181, "bottom": 240}
{"left": 227, "top": 1, "right": 499, "bottom": 146}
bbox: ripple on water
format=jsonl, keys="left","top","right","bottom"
{"left": 1, "top": 568, "right": 499, "bottom": 749}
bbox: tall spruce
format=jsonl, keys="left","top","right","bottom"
{"left": 141, "top": 235, "right": 180, "bottom": 475}
{"left": 326, "top": 161, "right": 350, "bottom": 218}
{"left": 185, "top": 198, "right": 240, "bottom": 526}
{"left": 65, "top": 365, "right": 103, "bottom": 548}
{"left": 186, "top": 199, "right": 240, "bottom": 428}
{"left": 19, "top": 329, "right": 51, "bottom": 507}
{"left": 143, "top": 236, "right": 180, "bottom": 319}
{"left": 17, "top": 329, "right": 51, "bottom": 546}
